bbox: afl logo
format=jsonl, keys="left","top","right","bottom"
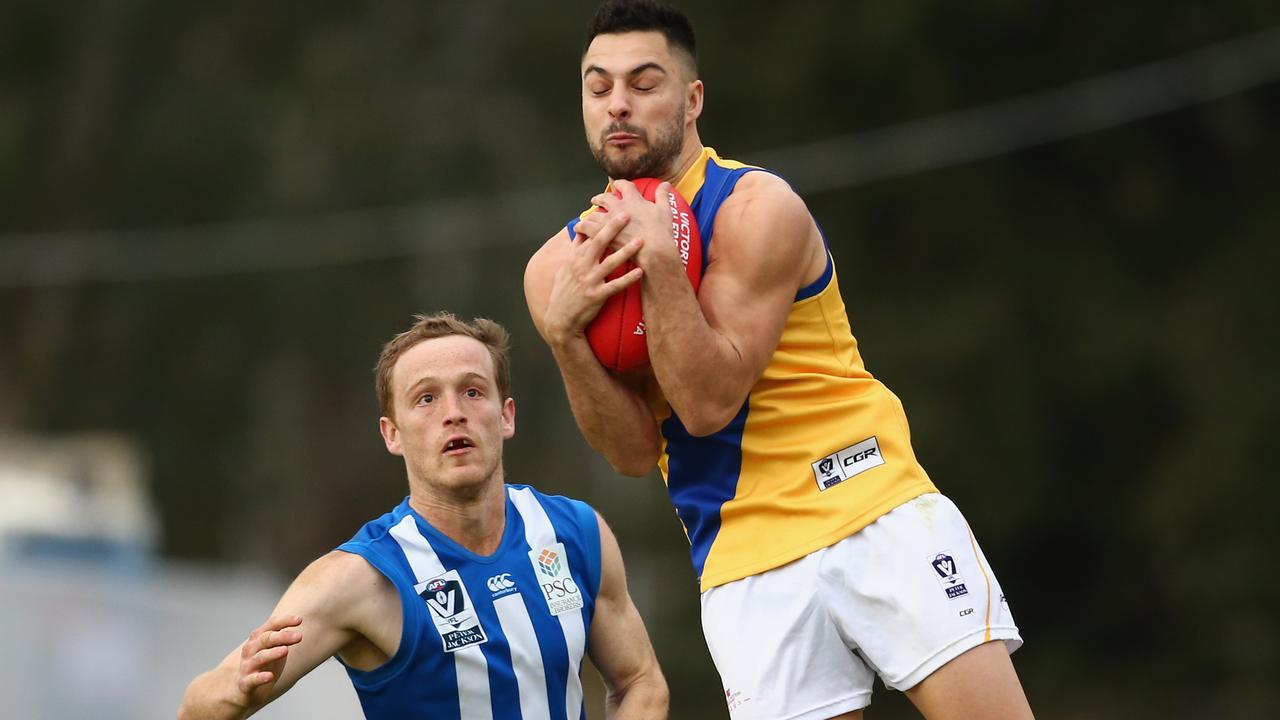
{"left": 426, "top": 578, "right": 447, "bottom": 592}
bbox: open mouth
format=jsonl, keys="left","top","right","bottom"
{"left": 443, "top": 437, "right": 474, "bottom": 453}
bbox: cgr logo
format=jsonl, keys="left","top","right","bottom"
{"left": 811, "top": 436, "right": 884, "bottom": 491}
{"left": 486, "top": 573, "right": 515, "bottom": 593}
{"left": 845, "top": 447, "right": 878, "bottom": 465}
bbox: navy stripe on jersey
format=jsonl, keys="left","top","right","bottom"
{"left": 662, "top": 401, "right": 750, "bottom": 580}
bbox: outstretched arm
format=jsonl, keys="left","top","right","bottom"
{"left": 525, "top": 219, "right": 663, "bottom": 476}
{"left": 178, "top": 552, "right": 392, "bottom": 719}
{"left": 587, "top": 513, "right": 669, "bottom": 719}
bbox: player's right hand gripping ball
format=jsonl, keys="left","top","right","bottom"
{"left": 587, "top": 179, "right": 702, "bottom": 372}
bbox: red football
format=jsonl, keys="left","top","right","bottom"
{"left": 586, "top": 178, "right": 702, "bottom": 372}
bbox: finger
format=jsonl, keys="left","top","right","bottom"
{"left": 239, "top": 670, "right": 275, "bottom": 692}
{"left": 576, "top": 217, "right": 604, "bottom": 239}
{"left": 591, "top": 193, "right": 619, "bottom": 212}
{"left": 578, "top": 212, "right": 630, "bottom": 254}
{"left": 261, "top": 628, "right": 303, "bottom": 649}
{"left": 259, "top": 615, "right": 303, "bottom": 634}
{"left": 657, "top": 182, "right": 675, "bottom": 208}
{"left": 601, "top": 265, "right": 644, "bottom": 295}
{"left": 248, "top": 644, "right": 291, "bottom": 670}
{"left": 595, "top": 238, "right": 644, "bottom": 277}
{"left": 613, "top": 179, "right": 638, "bottom": 199}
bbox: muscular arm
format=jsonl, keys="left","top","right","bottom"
{"left": 585, "top": 174, "right": 825, "bottom": 435}
{"left": 524, "top": 223, "right": 663, "bottom": 476}
{"left": 587, "top": 513, "right": 669, "bottom": 719}
{"left": 178, "top": 551, "right": 398, "bottom": 720}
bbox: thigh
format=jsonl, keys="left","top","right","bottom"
{"left": 701, "top": 552, "right": 873, "bottom": 720}
{"left": 904, "top": 640, "right": 1033, "bottom": 720}
{"left": 818, "top": 493, "right": 1023, "bottom": 692}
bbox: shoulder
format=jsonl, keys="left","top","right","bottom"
{"left": 296, "top": 550, "right": 392, "bottom": 599}
{"left": 510, "top": 484, "right": 601, "bottom": 534}
{"left": 524, "top": 226, "right": 574, "bottom": 324}
{"left": 717, "top": 171, "right": 812, "bottom": 232}
{"left": 526, "top": 226, "right": 573, "bottom": 277}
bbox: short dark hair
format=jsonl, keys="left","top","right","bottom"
{"left": 374, "top": 312, "right": 512, "bottom": 419}
{"left": 585, "top": 0, "right": 697, "bottom": 72}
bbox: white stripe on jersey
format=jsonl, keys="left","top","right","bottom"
{"left": 508, "top": 487, "right": 588, "bottom": 718}
{"left": 495, "top": 593, "right": 551, "bottom": 720}
{"left": 390, "top": 515, "right": 494, "bottom": 720}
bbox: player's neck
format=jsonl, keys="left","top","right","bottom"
{"left": 664, "top": 137, "right": 705, "bottom": 186}
{"left": 408, "top": 477, "right": 507, "bottom": 556}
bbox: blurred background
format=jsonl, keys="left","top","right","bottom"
{"left": 2, "top": 1, "right": 1277, "bottom": 718}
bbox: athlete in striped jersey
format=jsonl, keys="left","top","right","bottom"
{"left": 178, "top": 313, "right": 668, "bottom": 720}
{"left": 525, "top": 2, "right": 1032, "bottom": 719}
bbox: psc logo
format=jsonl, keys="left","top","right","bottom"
{"left": 540, "top": 577, "right": 579, "bottom": 601}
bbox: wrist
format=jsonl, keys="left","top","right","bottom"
{"left": 545, "top": 323, "right": 586, "bottom": 350}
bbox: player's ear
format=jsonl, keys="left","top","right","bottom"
{"left": 501, "top": 397, "right": 516, "bottom": 440}
{"left": 686, "top": 79, "right": 703, "bottom": 123}
{"left": 379, "top": 416, "right": 404, "bottom": 456}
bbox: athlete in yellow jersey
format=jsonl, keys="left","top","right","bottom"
{"left": 525, "top": 2, "right": 1034, "bottom": 718}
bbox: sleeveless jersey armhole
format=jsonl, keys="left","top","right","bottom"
{"left": 334, "top": 544, "right": 421, "bottom": 689}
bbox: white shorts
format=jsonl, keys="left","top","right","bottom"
{"left": 700, "top": 493, "right": 1022, "bottom": 720}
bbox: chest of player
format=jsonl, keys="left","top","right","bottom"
{"left": 404, "top": 544, "right": 594, "bottom": 679}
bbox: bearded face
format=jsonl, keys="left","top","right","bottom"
{"left": 588, "top": 98, "right": 686, "bottom": 180}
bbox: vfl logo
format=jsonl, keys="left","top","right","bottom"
{"left": 811, "top": 436, "right": 884, "bottom": 491}
{"left": 416, "top": 570, "right": 487, "bottom": 652}
{"left": 424, "top": 577, "right": 465, "bottom": 618}
{"left": 486, "top": 573, "right": 516, "bottom": 595}
{"left": 930, "top": 552, "right": 969, "bottom": 600}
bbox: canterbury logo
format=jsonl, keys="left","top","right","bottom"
{"left": 486, "top": 573, "right": 515, "bottom": 593}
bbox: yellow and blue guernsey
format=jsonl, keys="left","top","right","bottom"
{"left": 567, "top": 147, "right": 939, "bottom": 591}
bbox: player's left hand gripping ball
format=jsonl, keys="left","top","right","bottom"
{"left": 587, "top": 180, "right": 701, "bottom": 372}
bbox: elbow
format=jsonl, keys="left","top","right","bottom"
{"left": 607, "top": 668, "right": 669, "bottom": 717}
{"left": 610, "top": 460, "right": 653, "bottom": 478}
{"left": 607, "top": 445, "right": 660, "bottom": 478}
{"left": 676, "top": 399, "right": 744, "bottom": 438}
{"left": 651, "top": 676, "right": 671, "bottom": 715}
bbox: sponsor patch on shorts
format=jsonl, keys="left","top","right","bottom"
{"left": 812, "top": 436, "right": 884, "bottom": 491}
{"left": 930, "top": 552, "right": 969, "bottom": 600}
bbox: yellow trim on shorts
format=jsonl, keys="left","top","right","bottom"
{"left": 966, "top": 526, "right": 992, "bottom": 643}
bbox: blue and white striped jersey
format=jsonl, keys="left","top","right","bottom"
{"left": 336, "top": 484, "right": 601, "bottom": 720}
